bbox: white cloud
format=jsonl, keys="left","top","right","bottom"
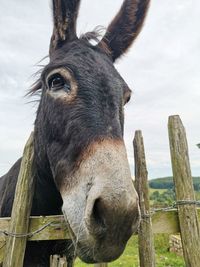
{"left": 0, "top": 0, "right": 199, "bottom": 178}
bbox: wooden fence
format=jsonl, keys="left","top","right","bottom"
{"left": 0, "top": 115, "right": 199, "bottom": 267}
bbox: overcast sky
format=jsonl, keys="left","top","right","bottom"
{"left": 0, "top": 0, "right": 199, "bottom": 179}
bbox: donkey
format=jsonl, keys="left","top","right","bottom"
{"left": 0, "top": 0, "right": 150, "bottom": 266}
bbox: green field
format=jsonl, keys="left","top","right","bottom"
{"left": 75, "top": 235, "right": 184, "bottom": 267}
{"left": 74, "top": 176, "right": 200, "bottom": 266}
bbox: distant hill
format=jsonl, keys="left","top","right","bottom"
{"left": 149, "top": 176, "right": 200, "bottom": 191}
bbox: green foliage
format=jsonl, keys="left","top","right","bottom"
{"left": 75, "top": 235, "right": 184, "bottom": 267}
{"left": 193, "top": 178, "right": 200, "bottom": 191}
{"left": 149, "top": 177, "right": 174, "bottom": 190}
{"left": 149, "top": 176, "right": 200, "bottom": 191}
{"left": 150, "top": 189, "right": 175, "bottom": 207}
{"left": 195, "top": 191, "right": 200, "bottom": 200}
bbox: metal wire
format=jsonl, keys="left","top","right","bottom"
{"left": 0, "top": 200, "right": 200, "bottom": 238}
{"left": 0, "top": 222, "right": 53, "bottom": 239}
{"left": 141, "top": 200, "right": 200, "bottom": 220}
{"left": 176, "top": 200, "right": 200, "bottom": 206}
{"left": 152, "top": 200, "right": 200, "bottom": 213}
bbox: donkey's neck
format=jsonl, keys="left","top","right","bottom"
{"left": 31, "top": 157, "right": 63, "bottom": 216}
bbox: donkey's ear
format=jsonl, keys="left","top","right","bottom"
{"left": 98, "top": 0, "right": 150, "bottom": 62}
{"left": 49, "top": 0, "right": 81, "bottom": 57}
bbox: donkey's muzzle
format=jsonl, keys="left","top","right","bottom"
{"left": 61, "top": 139, "right": 140, "bottom": 263}
{"left": 85, "top": 184, "right": 140, "bottom": 241}
{"left": 82, "top": 193, "right": 140, "bottom": 262}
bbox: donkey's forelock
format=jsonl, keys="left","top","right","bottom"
{"left": 80, "top": 27, "right": 106, "bottom": 46}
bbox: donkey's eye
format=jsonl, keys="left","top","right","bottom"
{"left": 48, "top": 74, "right": 71, "bottom": 93}
{"left": 125, "top": 95, "right": 131, "bottom": 104}
{"left": 124, "top": 87, "right": 132, "bottom": 105}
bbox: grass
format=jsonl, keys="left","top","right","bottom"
{"left": 75, "top": 187, "right": 189, "bottom": 266}
{"left": 75, "top": 235, "right": 184, "bottom": 267}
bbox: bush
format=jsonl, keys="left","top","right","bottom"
{"left": 150, "top": 189, "right": 175, "bottom": 207}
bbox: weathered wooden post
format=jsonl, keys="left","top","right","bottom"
{"left": 3, "top": 133, "right": 35, "bottom": 267}
{"left": 134, "top": 131, "right": 155, "bottom": 267}
{"left": 50, "top": 255, "right": 67, "bottom": 267}
{"left": 168, "top": 115, "right": 200, "bottom": 267}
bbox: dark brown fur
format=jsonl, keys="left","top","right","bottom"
{"left": 99, "top": 0, "right": 150, "bottom": 61}
{"left": 50, "top": 0, "right": 81, "bottom": 56}
{"left": 0, "top": 1, "right": 150, "bottom": 266}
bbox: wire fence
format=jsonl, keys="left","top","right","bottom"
{"left": 0, "top": 200, "right": 199, "bottom": 239}
{"left": 0, "top": 221, "right": 61, "bottom": 239}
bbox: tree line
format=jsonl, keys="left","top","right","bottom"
{"left": 149, "top": 177, "right": 200, "bottom": 191}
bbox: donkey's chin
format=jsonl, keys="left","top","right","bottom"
{"left": 63, "top": 211, "right": 127, "bottom": 263}
{"left": 76, "top": 241, "right": 126, "bottom": 263}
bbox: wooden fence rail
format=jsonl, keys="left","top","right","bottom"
{"left": 0, "top": 209, "right": 199, "bottom": 243}
{"left": 0, "top": 210, "right": 200, "bottom": 263}
{"left": 0, "top": 115, "right": 199, "bottom": 267}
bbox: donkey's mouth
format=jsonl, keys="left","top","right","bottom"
{"left": 62, "top": 211, "right": 77, "bottom": 248}
{"left": 63, "top": 210, "right": 130, "bottom": 264}
{"left": 76, "top": 241, "right": 126, "bottom": 264}
{"left": 63, "top": 209, "right": 126, "bottom": 263}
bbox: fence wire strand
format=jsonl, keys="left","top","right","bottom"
{"left": 0, "top": 222, "right": 53, "bottom": 239}
{"left": 0, "top": 200, "right": 199, "bottom": 239}
{"left": 141, "top": 200, "right": 200, "bottom": 220}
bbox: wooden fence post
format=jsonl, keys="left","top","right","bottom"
{"left": 168, "top": 115, "right": 200, "bottom": 267}
{"left": 3, "top": 133, "right": 35, "bottom": 267}
{"left": 134, "top": 131, "right": 155, "bottom": 267}
{"left": 50, "top": 255, "right": 67, "bottom": 267}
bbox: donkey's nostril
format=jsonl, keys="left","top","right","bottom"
{"left": 92, "top": 198, "right": 106, "bottom": 229}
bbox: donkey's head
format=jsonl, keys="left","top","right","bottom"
{"left": 34, "top": 0, "right": 150, "bottom": 263}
